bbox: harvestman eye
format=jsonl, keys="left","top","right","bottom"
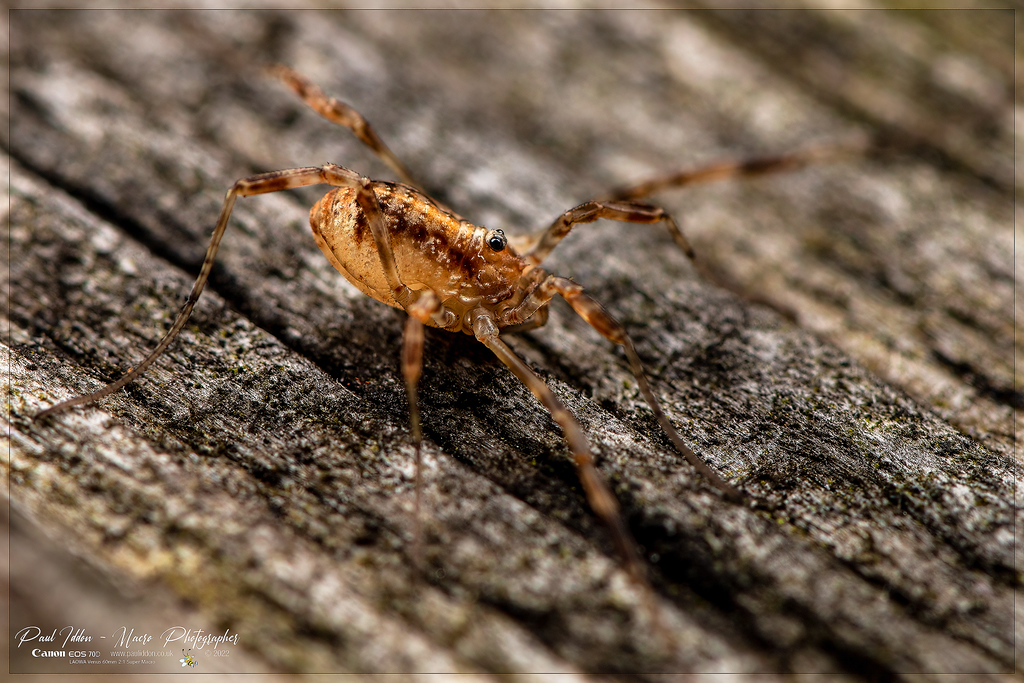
{"left": 486, "top": 229, "right": 507, "bottom": 251}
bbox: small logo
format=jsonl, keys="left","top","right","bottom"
{"left": 180, "top": 648, "right": 197, "bottom": 668}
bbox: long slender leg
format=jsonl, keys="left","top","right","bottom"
{"left": 520, "top": 274, "right": 742, "bottom": 502}
{"left": 606, "top": 138, "right": 870, "bottom": 202}
{"left": 36, "top": 163, "right": 387, "bottom": 420}
{"left": 401, "top": 290, "right": 445, "bottom": 568}
{"left": 471, "top": 309, "right": 673, "bottom": 641}
{"left": 521, "top": 200, "right": 693, "bottom": 267}
{"left": 518, "top": 138, "right": 870, "bottom": 268}
{"left": 267, "top": 65, "right": 421, "bottom": 189}
{"left": 470, "top": 311, "right": 648, "bottom": 580}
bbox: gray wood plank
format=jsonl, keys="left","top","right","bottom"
{"left": 5, "top": 8, "right": 1018, "bottom": 679}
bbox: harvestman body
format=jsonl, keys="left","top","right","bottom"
{"left": 37, "top": 66, "right": 863, "bottom": 603}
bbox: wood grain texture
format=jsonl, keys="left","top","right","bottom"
{"left": 4, "top": 7, "right": 1018, "bottom": 679}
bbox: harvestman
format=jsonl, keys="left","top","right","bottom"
{"left": 37, "top": 66, "right": 865, "bottom": 599}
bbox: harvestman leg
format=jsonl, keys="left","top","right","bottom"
{"left": 268, "top": 65, "right": 421, "bottom": 190}
{"left": 505, "top": 264, "right": 741, "bottom": 501}
{"left": 470, "top": 311, "right": 648, "bottom": 583}
{"left": 605, "top": 138, "right": 870, "bottom": 203}
{"left": 520, "top": 200, "right": 694, "bottom": 267}
{"left": 475, "top": 310, "right": 674, "bottom": 640}
{"left": 519, "top": 138, "right": 870, "bottom": 267}
{"left": 35, "top": 163, "right": 401, "bottom": 420}
{"left": 400, "top": 289, "right": 447, "bottom": 567}
{"left": 544, "top": 275, "right": 742, "bottom": 501}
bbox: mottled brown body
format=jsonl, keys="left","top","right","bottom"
{"left": 311, "top": 182, "right": 524, "bottom": 333}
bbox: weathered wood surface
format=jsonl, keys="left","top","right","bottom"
{"left": 4, "top": 8, "right": 1018, "bottom": 679}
